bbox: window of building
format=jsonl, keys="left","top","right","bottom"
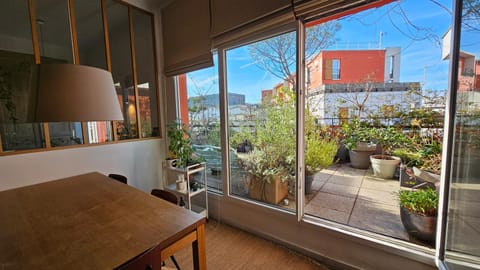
{"left": 324, "top": 58, "right": 340, "bottom": 80}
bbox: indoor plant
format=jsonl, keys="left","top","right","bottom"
{"left": 167, "top": 120, "right": 194, "bottom": 168}
{"left": 342, "top": 119, "right": 376, "bottom": 169}
{"left": 398, "top": 188, "right": 438, "bottom": 243}
{"left": 369, "top": 127, "right": 408, "bottom": 179}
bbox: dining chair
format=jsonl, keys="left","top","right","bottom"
{"left": 150, "top": 189, "right": 181, "bottom": 270}
{"left": 108, "top": 174, "right": 127, "bottom": 184}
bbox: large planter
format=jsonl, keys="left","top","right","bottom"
{"left": 370, "top": 155, "right": 401, "bottom": 179}
{"left": 349, "top": 142, "right": 376, "bottom": 169}
{"left": 249, "top": 175, "right": 288, "bottom": 204}
{"left": 400, "top": 206, "right": 437, "bottom": 243}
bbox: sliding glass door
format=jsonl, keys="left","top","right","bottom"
{"left": 440, "top": 0, "right": 480, "bottom": 268}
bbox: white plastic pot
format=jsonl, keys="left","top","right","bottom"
{"left": 370, "top": 155, "right": 401, "bottom": 179}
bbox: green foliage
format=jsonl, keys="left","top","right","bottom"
{"left": 167, "top": 120, "right": 193, "bottom": 168}
{"left": 341, "top": 119, "right": 374, "bottom": 150}
{"left": 305, "top": 136, "right": 337, "bottom": 175}
{"left": 230, "top": 126, "right": 255, "bottom": 149}
{"left": 242, "top": 148, "right": 287, "bottom": 183}
{"left": 206, "top": 123, "right": 221, "bottom": 147}
{"left": 252, "top": 88, "right": 297, "bottom": 180}
{"left": 399, "top": 188, "right": 438, "bottom": 216}
{"left": 371, "top": 127, "right": 409, "bottom": 157}
{"left": 392, "top": 148, "right": 422, "bottom": 167}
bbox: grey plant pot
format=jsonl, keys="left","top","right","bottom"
{"left": 400, "top": 206, "right": 437, "bottom": 243}
{"left": 305, "top": 174, "right": 314, "bottom": 195}
{"left": 349, "top": 150, "right": 375, "bottom": 169}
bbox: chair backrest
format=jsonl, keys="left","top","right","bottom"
{"left": 108, "top": 174, "right": 127, "bottom": 184}
{"left": 151, "top": 189, "right": 178, "bottom": 205}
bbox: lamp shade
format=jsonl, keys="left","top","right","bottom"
{"left": 35, "top": 64, "right": 124, "bottom": 122}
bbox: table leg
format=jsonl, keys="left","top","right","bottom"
{"left": 192, "top": 223, "right": 206, "bottom": 270}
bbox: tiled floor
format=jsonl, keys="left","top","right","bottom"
{"left": 305, "top": 163, "right": 410, "bottom": 241}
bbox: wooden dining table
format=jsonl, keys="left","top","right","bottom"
{"left": 0, "top": 172, "right": 207, "bottom": 270}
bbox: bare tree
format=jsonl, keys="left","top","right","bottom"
{"left": 248, "top": 22, "right": 340, "bottom": 86}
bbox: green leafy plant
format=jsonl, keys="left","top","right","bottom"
{"left": 341, "top": 119, "right": 374, "bottom": 150}
{"left": 305, "top": 136, "right": 337, "bottom": 175}
{"left": 167, "top": 120, "right": 193, "bottom": 168}
{"left": 399, "top": 188, "right": 438, "bottom": 216}
{"left": 371, "top": 127, "right": 409, "bottom": 158}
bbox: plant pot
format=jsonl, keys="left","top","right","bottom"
{"left": 305, "top": 174, "right": 314, "bottom": 195}
{"left": 166, "top": 159, "right": 177, "bottom": 168}
{"left": 335, "top": 143, "right": 350, "bottom": 163}
{"left": 400, "top": 206, "right": 437, "bottom": 243}
{"left": 349, "top": 149, "right": 375, "bottom": 169}
{"left": 248, "top": 174, "right": 288, "bottom": 204}
{"left": 370, "top": 155, "right": 401, "bottom": 179}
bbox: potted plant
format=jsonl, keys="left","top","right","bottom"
{"left": 399, "top": 188, "right": 438, "bottom": 243}
{"left": 167, "top": 120, "right": 194, "bottom": 168}
{"left": 242, "top": 148, "right": 290, "bottom": 204}
{"left": 342, "top": 119, "right": 376, "bottom": 169}
{"left": 369, "top": 127, "right": 407, "bottom": 179}
{"left": 393, "top": 136, "right": 442, "bottom": 187}
{"left": 305, "top": 135, "right": 337, "bottom": 194}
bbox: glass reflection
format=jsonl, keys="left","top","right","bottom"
{"left": 0, "top": 1, "right": 45, "bottom": 151}
{"left": 445, "top": 0, "right": 480, "bottom": 266}
{"left": 74, "top": 0, "right": 113, "bottom": 143}
{"left": 36, "top": 0, "right": 84, "bottom": 146}
{"left": 132, "top": 9, "right": 159, "bottom": 138}
{"left": 106, "top": 0, "right": 138, "bottom": 140}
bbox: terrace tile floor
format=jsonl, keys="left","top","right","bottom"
{"left": 305, "top": 163, "right": 410, "bottom": 241}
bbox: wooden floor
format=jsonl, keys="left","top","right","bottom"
{"left": 163, "top": 220, "right": 329, "bottom": 270}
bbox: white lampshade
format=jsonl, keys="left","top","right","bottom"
{"left": 35, "top": 64, "right": 124, "bottom": 122}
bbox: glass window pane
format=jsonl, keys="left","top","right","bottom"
{"left": 36, "top": 0, "right": 84, "bottom": 147}
{"left": 445, "top": 0, "right": 480, "bottom": 266}
{"left": 226, "top": 32, "right": 297, "bottom": 210}
{"left": 106, "top": 1, "right": 138, "bottom": 140}
{"left": 304, "top": 1, "right": 450, "bottom": 248}
{"left": 0, "top": 1, "right": 45, "bottom": 152}
{"left": 74, "top": 0, "right": 113, "bottom": 144}
{"left": 132, "top": 9, "right": 159, "bottom": 138}
{"left": 179, "top": 54, "right": 222, "bottom": 192}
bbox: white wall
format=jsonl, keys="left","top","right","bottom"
{"left": 0, "top": 139, "right": 165, "bottom": 192}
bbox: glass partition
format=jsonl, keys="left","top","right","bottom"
{"left": 0, "top": 1, "right": 45, "bottom": 152}
{"left": 36, "top": 0, "right": 84, "bottom": 147}
{"left": 106, "top": 0, "right": 138, "bottom": 140}
{"left": 74, "top": 0, "right": 113, "bottom": 143}
{"left": 132, "top": 9, "right": 159, "bottom": 138}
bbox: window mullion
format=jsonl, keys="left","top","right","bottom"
{"left": 296, "top": 20, "right": 306, "bottom": 221}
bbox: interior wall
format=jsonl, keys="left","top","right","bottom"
{"left": 0, "top": 139, "right": 164, "bottom": 192}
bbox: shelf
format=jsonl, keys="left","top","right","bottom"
{"left": 191, "top": 204, "right": 207, "bottom": 217}
{"left": 165, "top": 183, "right": 205, "bottom": 197}
{"left": 166, "top": 163, "right": 206, "bottom": 174}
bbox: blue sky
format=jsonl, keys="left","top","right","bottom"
{"left": 187, "top": 0, "right": 453, "bottom": 104}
